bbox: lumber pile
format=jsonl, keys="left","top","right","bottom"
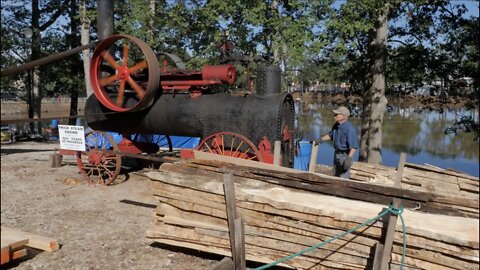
{"left": 348, "top": 162, "right": 479, "bottom": 217}
{"left": 146, "top": 158, "right": 479, "bottom": 270}
{"left": 1, "top": 226, "right": 59, "bottom": 265}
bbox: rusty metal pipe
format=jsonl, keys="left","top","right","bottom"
{"left": 0, "top": 42, "right": 98, "bottom": 77}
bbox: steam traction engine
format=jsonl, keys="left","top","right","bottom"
{"left": 79, "top": 35, "right": 294, "bottom": 185}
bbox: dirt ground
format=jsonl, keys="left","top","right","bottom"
{"left": 1, "top": 141, "right": 221, "bottom": 269}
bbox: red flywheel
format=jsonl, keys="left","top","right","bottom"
{"left": 90, "top": 34, "right": 160, "bottom": 112}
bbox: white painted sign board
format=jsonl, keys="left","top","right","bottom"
{"left": 58, "top": 125, "right": 86, "bottom": 151}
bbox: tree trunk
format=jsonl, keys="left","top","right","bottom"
{"left": 359, "top": 3, "right": 388, "bottom": 164}
{"left": 271, "top": 0, "right": 280, "bottom": 65}
{"left": 148, "top": 0, "right": 155, "bottom": 44}
{"left": 31, "top": 0, "right": 42, "bottom": 135}
{"left": 80, "top": 0, "right": 93, "bottom": 97}
{"left": 358, "top": 89, "right": 371, "bottom": 162}
{"left": 96, "top": 0, "right": 114, "bottom": 40}
{"left": 68, "top": 0, "right": 80, "bottom": 125}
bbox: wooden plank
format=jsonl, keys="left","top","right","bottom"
{"left": 0, "top": 236, "right": 28, "bottom": 265}
{"left": 223, "top": 173, "right": 238, "bottom": 266}
{"left": 147, "top": 165, "right": 479, "bottom": 269}
{"left": 1, "top": 245, "right": 10, "bottom": 265}
{"left": 192, "top": 150, "right": 299, "bottom": 174}
{"left": 1, "top": 227, "right": 59, "bottom": 252}
{"left": 372, "top": 243, "right": 383, "bottom": 270}
{"left": 0, "top": 237, "right": 28, "bottom": 251}
{"left": 308, "top": 141, "right": 319, "bottom": 172}
{"left": 273, "top": 141, "right": 281, "bottom": 166}
{"left": 149, "top": 172, "right": 479, "bottom": 252}
{"left": 405, "top": 162, "right": 478, "bottom": 180}
{"left": 234, "top": 218, "right": 246, "bottom": 270}
{"left": 379, "top": 152, "right": 406, "bottom": 270}
{"left": 11, "top": 248, "right": 28, "bottom": 260}
{"left": 148, "top": 165, "right": 479, "bottom": 247}
{"left": 179, "top": 159, "right": 477, "bottom": 218}
{"left": 49, "top": 153, "right": 63, "bottom": 167}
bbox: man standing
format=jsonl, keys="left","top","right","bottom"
{"left": 315, "top": 106, "right": 358, "bottom": 179}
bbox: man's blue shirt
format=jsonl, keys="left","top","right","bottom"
{"left": 328, "top": 120, "right": 358, "bottom": 152}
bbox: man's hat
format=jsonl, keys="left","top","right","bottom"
{"left": 333, "top": 106, "right": 350, "bottom": 117}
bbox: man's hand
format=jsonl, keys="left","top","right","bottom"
{"left": 310, "top": 139, "right": 321, "bottom": 145}
{"left": 343, "top": 156, "right": 353, "bottom": 170}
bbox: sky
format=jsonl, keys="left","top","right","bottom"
{"left": 461, "top": 0, "right": 479, "bottom": 17}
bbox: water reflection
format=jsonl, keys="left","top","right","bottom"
{"left": 295, "top": 101, "right": 479, "bottom": 177}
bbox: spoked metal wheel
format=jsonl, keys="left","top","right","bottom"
{"left": 76, "top": 131, "right": 122, "bottom": 185}
{"left": 196, "top": 131, "right": 263, "bottom": 162}
{"left": 131, "top": 133, "right": 173, "bottom": 153}
{"left": 90, "top": 34, "right": 160, "bottom": 112}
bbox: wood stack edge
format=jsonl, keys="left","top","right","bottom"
{"left": 1, "top": 226, "right": 59, "bottom": 265}
{"left": 145, "top": 158, "right": 479, "bottom": 270}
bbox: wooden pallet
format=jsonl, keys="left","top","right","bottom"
{"left": 1, "top": 226, "right": 59, "bottom": 265}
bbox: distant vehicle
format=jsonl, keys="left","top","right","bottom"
{"left": 0, "top": 92, "right": 19, "bottom": 101}
{"left": 1, "top": 125, "right": 15, "bottom": 143}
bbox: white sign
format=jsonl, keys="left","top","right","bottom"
{"left": 58, "top": 125, "right": 86, "bottom": 151}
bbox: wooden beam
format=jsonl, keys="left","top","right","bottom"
{"left": 378, "top": 153, "right": 407, "bottom": 270}
{"left": 192, "top": 150, "right": 298, "bottom": 174}
{"left": 1, "top": 226, "right": 59, "bottom": 252}
{"left": 273, "top": 141, "right": 281, "bottom": 166}
{"left": 372, "top": 242, "right": 384, "bottom": 270}
{"left": 223, "top": 173, "right": 238, "bottom": 266}
{"left": 308, "top": 142, "right": 319, "bottom": 172}
{"left": 183, "top": 159, "right": 474, "bottom": 218}
{"left": 49, "top": 153, "right": 63, "bottom": 167}
{"left": 234, "top": 218, "right": 246, "bottom": 270}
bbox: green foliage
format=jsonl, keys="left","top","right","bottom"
{"left": 1, "top": 0, "right": 477, "bottom": 99}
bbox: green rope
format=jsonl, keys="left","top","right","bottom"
{"left": 254, "top": 204, "right": 406, "bottom": 270}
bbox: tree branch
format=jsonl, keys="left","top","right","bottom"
{"left": 39, "top": 0, "right": 69, "bottom": 31}
{"left": 389, "top": 39, "right": 411, "bottom": 47}
{"left": 9, "top": 49, "right": 27, "bottom": 62}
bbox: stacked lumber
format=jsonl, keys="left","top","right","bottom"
{"left": 1, "top": 226, "right": 59, "bottom": 265}
{"left": 1, "top": 236, "right": 28, "bottom": 265}
{"left": 349, "top": 162, "right": 479, "bottom": 217}
{"left": 146, "top": 159, "right": 479, "bottom": 270}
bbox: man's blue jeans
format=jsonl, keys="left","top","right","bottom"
{"left": 333, "top": 152, "right": 350, "bottom": 179}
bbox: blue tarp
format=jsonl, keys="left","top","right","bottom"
{"left": 170, "top": 136, "right": 200, "bottom": 148}
{"left": 294, "top": 139, "right": 313, "bottom": 171}
{"left": 83, "top": 128, "right": 200, "bottom": 150}
{"left": 132, "top": 134, "right": 200, "bottom": 148}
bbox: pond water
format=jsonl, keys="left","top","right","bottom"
{"left": 295, "top": 101, "right": 479, "bottom": 177}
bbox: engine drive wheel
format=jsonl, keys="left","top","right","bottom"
{"left": 196, "top": 132, "right": 263, "bottom": 162}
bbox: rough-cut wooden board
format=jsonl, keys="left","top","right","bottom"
{"left": 0, "top": 237, "right": 28, "bottom": 265}
{"left": 147, "top": 169, "right": 478, "bottom": 260}
{"left": 146, "top": 160, "right": 479, "bottom": 269}
{"left": 350, "top": 162, "right": 479, "bottom": 196}
{"left": 154, "top": 199, "right": 479, "bottom": 261}
{"left": 11, "top": 248, "right": 28, "bottom": 260}
{"left": 191, "top": 150, "right": 300, "bottom": 173}
{"left": 0, "top": 245, "right": 9, "bottom": 265}
{"left": 405, "top": 162, "right": 479, "bottom": 181}
{"left": 147, "top": 166, "right": 479, "bottom": 247}
{"left": 1, "top": 226, "right": 59, "bottom": 252}
{"left": 1, "top": 237, "right": 28, "bottom": 251}
{"left": 163, "top": 160, "right": 479, "bottom": 218}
